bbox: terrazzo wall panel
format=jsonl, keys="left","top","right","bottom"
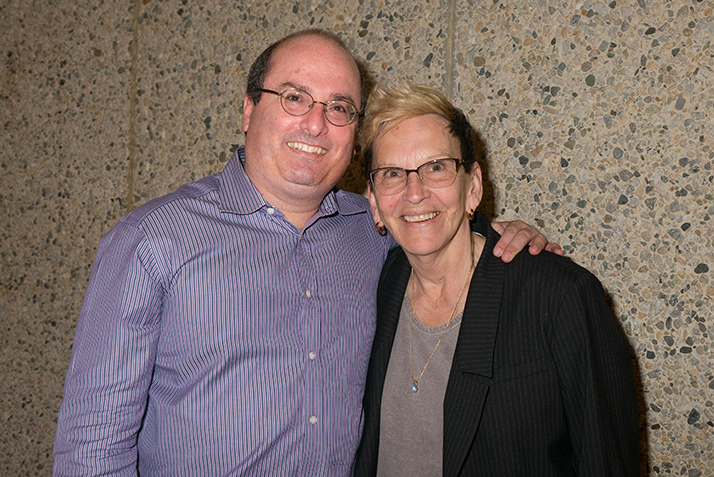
{"left": 1, "top": 0, "right": 711, "bottom": 475}
{"left": 1, "top": 0, "right": 134, "bottom": 474}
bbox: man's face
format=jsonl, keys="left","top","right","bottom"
{"left": 242, "top": 35, "right": 361, "bottom": 208}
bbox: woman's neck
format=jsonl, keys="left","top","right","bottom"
{"left": 408, "top": 230, "right": 485, "bottom": 327}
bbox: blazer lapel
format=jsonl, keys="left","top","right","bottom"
{"left": 443, "top": 223, "right": 505, "bottom": 477}
{"left": 373, "top": 248, "right": 411, "bottom": 350}
{"left": 357, "top": 248, "right": 412, "bottom": 474}
{"left": 367, "top": 250, "right": 410, "bottom": 406}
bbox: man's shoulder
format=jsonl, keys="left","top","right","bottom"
{"left": 333, "top": 189, "right": 370, "bottom": 213}
{"left": 119, "top": 173, "right": 221, "bottom": 229}
{"left": 120, "top": 148, "right": 251, "bottom": 229}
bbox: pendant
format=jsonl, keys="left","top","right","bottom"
{"left": 411, "top": 382, "right": 418, "bottom": 393}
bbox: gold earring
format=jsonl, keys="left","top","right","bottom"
{"left": 375, "top": 223, "right": 388, "bottom": 236}
{"left": 467, "top": 209, "right": 475, "bottom": 221}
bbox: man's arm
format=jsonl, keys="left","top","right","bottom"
{"left": 491, "top": 220, "right": 563, "bottom": 263}
{"left": 54, "top": 223, "right": 163, "bottom": 477}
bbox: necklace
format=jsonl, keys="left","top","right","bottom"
{"left": 408, "top": 233, "right": 476, "bottom": 393}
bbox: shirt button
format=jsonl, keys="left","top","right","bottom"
{"left": 305, "top": 289, "right": 312, "bottom": 298}
{"left": 309, "top": 351, "right": 316, "bottom": 360}
{"left": 267, "top": 207, "right": 275, "bottom": 215}
{"left": 309, "top": 416, "right": 318, "bottom": 425}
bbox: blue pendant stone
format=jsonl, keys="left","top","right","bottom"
{"left": 411, "top": 384, "right": 418, "bottom": 393}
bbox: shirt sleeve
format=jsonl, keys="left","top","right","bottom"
{"left": 547, "top": 270, "right": 641, "bottom": 476}
{"left": 54, "top": 221, "right": 165, "bottom": 477}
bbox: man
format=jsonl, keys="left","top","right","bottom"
{"left": 54, "top": 29, "right": 559, "bottom": 476}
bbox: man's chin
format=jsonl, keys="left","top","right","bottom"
{"left": 284, "top": 174, "right": 339, "bottom": 196}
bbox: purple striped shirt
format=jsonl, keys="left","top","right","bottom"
{"left": 54, "top": 147, "right": 393, "bottom": 476}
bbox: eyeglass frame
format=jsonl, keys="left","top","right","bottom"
{"left": 369, "top": 158, "right": 467, "bottom": 195}
{"left": 256, "top": 87, "right": 361, "bottom": 127}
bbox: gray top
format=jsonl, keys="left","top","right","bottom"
{"left": 376, "top": 292, "right": 463, "bottom": 477}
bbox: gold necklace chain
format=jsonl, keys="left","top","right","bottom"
{"left": 408, "top": 233, "right": 476, "bottom": 393}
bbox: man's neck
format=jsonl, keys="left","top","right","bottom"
{"left": 283, "top": 208, "right": 321, "bottom": 231}
{"left": 254, "top": 183, "right": 328, "bottom": 231}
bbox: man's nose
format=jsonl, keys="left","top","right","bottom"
{"left": 300, "top": 103, "right": 329, "bottom": 136}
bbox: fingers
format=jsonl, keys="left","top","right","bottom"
{"left": 545, "top": 242, "right": 564, "bottom": 256}
{"left": 526, "top": 232, "right": 550, "bottom": 255}
{"left": 492, "top": 220, "right": 537, "bottom": 262}
{"left": 492, "top": 220, "right": 562, "bottom": 263}
{"left": 490, "top": 221, "right": 507, "bottom": 235}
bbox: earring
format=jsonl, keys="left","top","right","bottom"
{"left": 375, "top": 223, "right": 388, "bottom": 236}
{"left": 467, "top": 209, "right": 475, "bottom": 221}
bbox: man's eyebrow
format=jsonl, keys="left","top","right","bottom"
{"left": 278, "top": 82, "right": 357, "bottom": 105}
{"left": 331, "top": 93, "right": 358, "bottom": 106}
{"left": 277, "top": 81, "right": 304, "bottom": 91}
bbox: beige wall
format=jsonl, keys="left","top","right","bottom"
{"left": 2, "top": 0, "right": 712, "bottom": 474}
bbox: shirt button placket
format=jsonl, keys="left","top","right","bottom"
{"left": 298, "top": 232, "right": 320, "bottom": 461}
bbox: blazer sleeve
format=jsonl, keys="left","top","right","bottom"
{"left": 547, "top": 270, "right": 640, "bottom": 476}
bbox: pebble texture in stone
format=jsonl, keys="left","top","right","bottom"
{"left": 1, "top": 0, "right": 711, "bottom": 475}
{"left": 2, "top": 0, "right": 133, "bottom": 475}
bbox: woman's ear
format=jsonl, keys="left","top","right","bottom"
{"left": 467, "top": 162, "right": 484, "bottom": 212}
{"left": 368, "top": 185, "right": 382, "bottom": 225}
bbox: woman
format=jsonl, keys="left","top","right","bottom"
{"left": 353, "top": 83, "right": 640, "bottom": 476}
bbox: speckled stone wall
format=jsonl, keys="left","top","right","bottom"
{"left": 1, "top": 0, "right": 711, "bottom": 475}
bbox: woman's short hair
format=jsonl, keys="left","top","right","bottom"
{"left": 359, "top": 83, "right": 482, "bottom": 180}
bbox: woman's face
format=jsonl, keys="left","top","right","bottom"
{"left": 368, "top": 114, "right": 482, "bottom": 260}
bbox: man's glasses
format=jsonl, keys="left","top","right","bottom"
{"left": 257, "top": 88, "right": 360, "bottom": 127}
{"left": 369, "top": 158, "right": 465, "bottom": 196}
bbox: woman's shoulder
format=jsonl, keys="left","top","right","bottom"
{"left": 503, "top": 248, "right": 606, "bottom": 308}
{"left": 510, "top": 247, "right": 597, "bottom": 279}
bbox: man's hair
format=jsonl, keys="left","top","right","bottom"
{"left": 246, "top": 29, "right": 370, "bottom": 118}
{"left": 358, "top": 83, "right": 484, "bottom": 180}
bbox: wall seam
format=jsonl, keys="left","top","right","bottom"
{"left": 444, "top": 0, "right": 457, "bottom": 101}
{"left": 126, "top": 0, "right": 141, "bottom": 213}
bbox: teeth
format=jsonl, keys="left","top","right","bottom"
{"left": 288, "top": 142, "right": 327, "bottom": 155}
{"left": 403, "top": 212, "right": 439, "bottom": 223}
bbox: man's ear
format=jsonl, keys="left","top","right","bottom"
{"left": 242, "top": 94, "right": 254, "bottom": 133}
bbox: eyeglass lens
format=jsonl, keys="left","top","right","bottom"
{"left": 370, "top": 159, "right": 461, "bottom": 195}
{"left": 279, "top": 89, "right": 356, "bottom": 126}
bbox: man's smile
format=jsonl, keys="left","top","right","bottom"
{"left": 288, "top": 141, "right": 327, "bottom": 155}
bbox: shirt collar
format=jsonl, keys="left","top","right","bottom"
{"left": 218, "top": 146, "right": 369, "bottom": 218}
{"left": 218, "top": 147, "right": 265, "bottom": 215}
